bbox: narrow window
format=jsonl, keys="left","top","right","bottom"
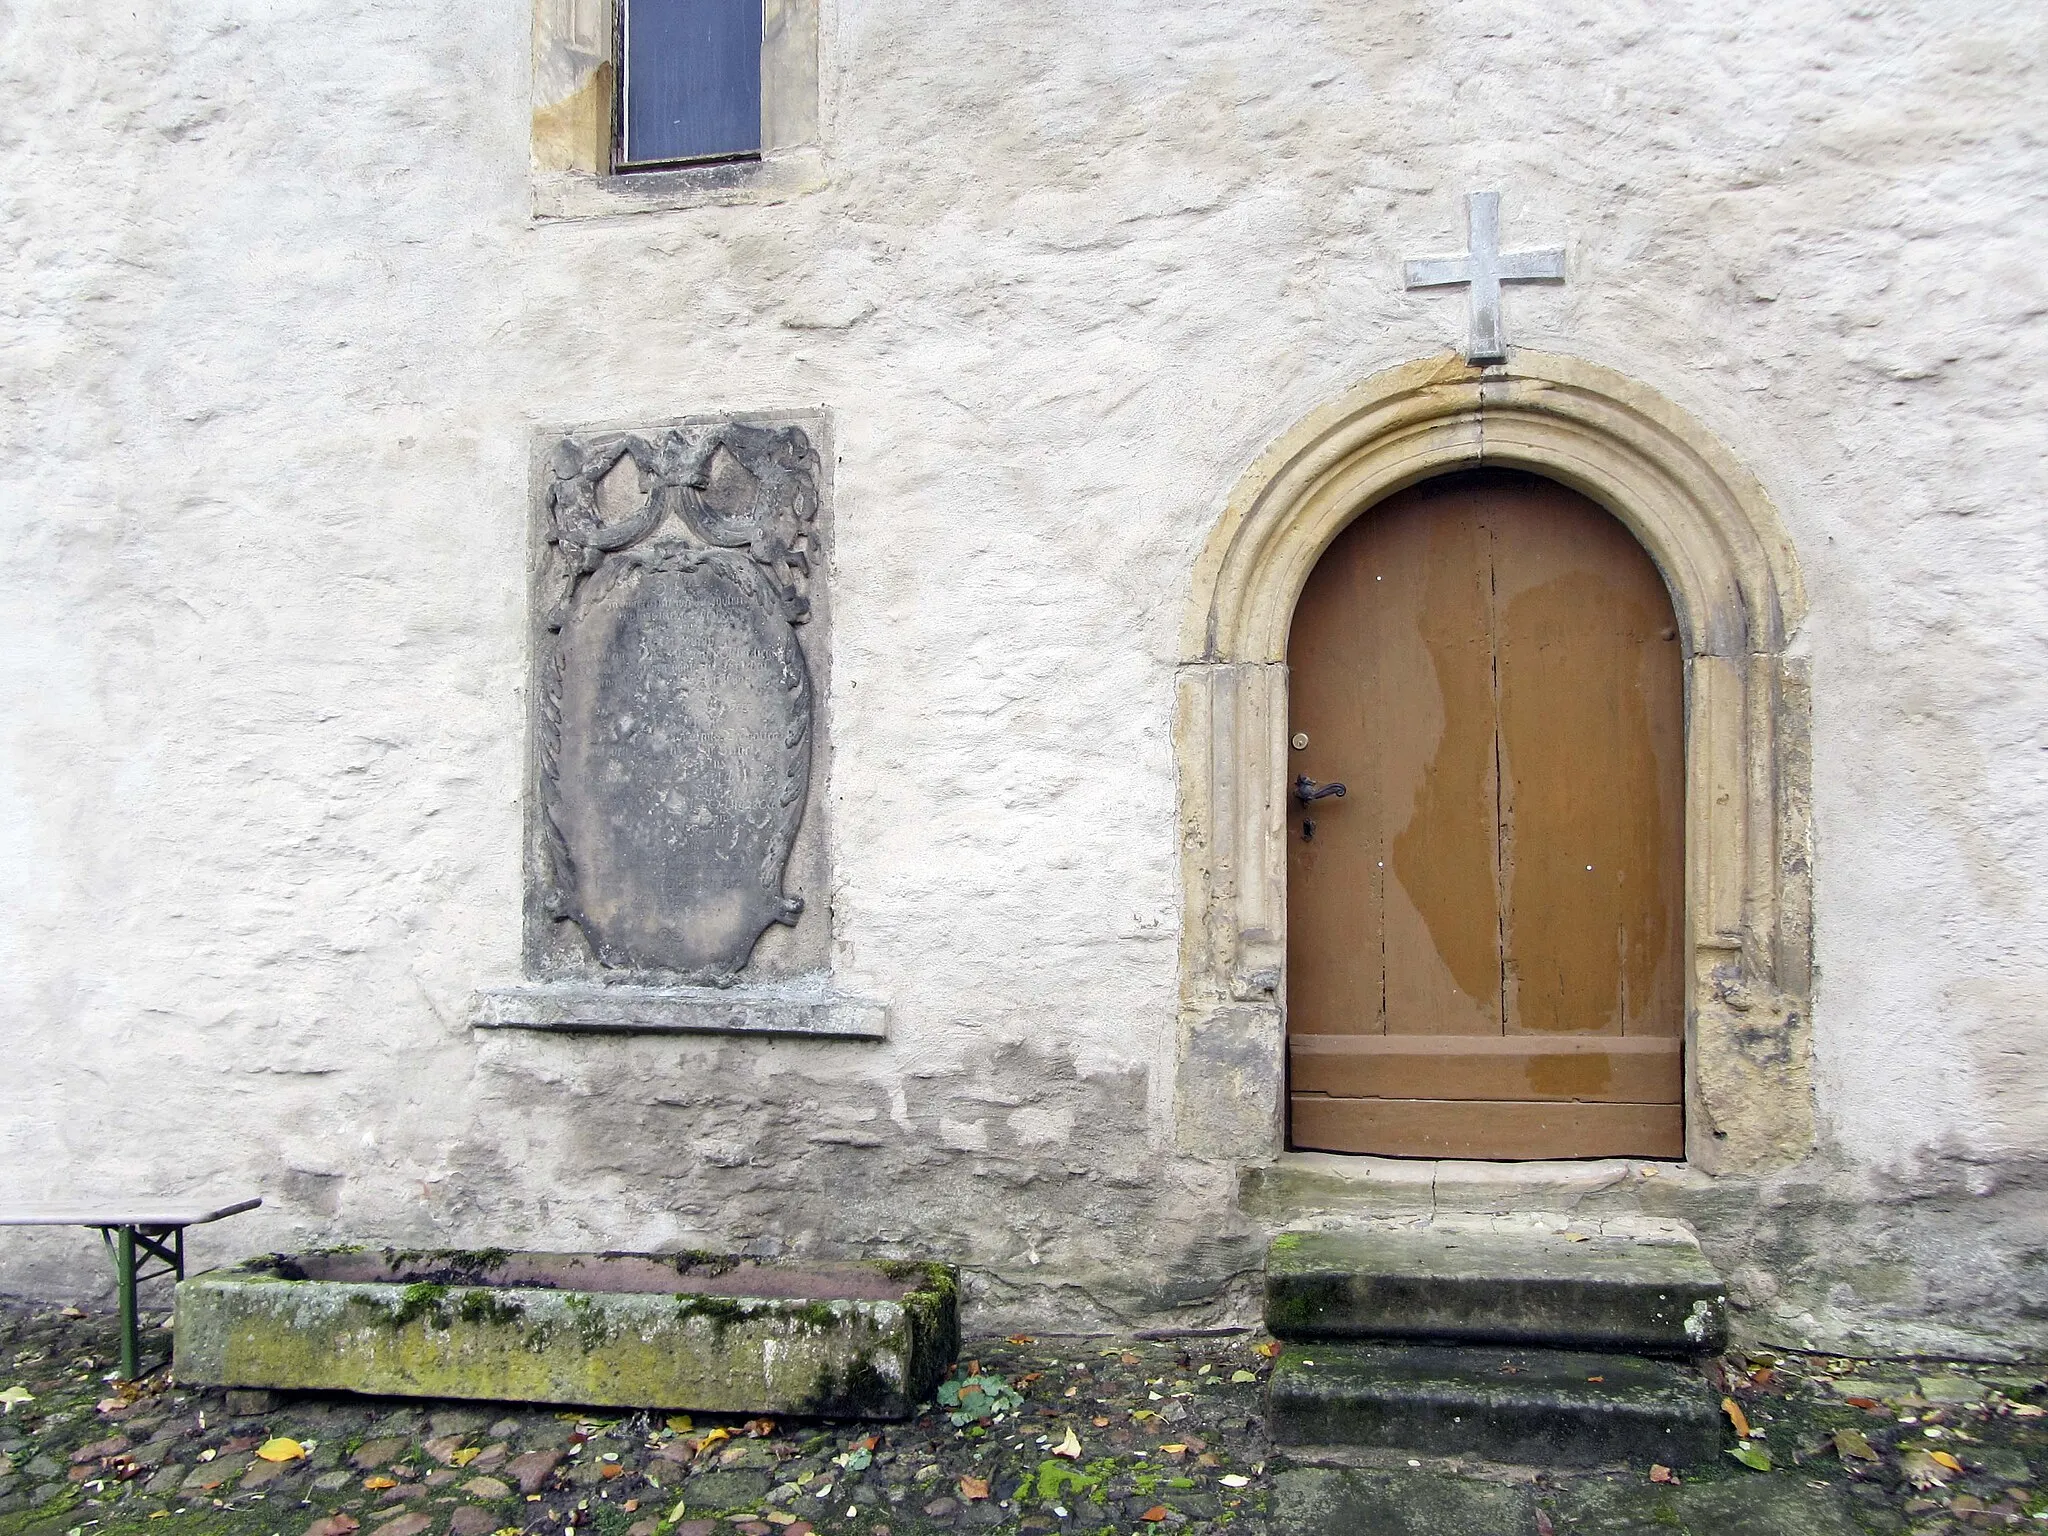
{"left": 617, "top": 0, "right": 763, "bottom": 170}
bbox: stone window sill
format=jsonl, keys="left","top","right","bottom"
{"left": 471, "top": 980, "right": 885, "bottom": 1040}
{"left": 532, "top": 146, "right": 827, "bottom": 222}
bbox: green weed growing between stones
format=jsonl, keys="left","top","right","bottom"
{"left": 937, "top": 1368, "right": 1024, "bottom": 1426}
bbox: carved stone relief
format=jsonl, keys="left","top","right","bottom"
{"left": 527, "top": 415, "right": 829, "bottom": 985}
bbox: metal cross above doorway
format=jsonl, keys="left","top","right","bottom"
{"left": 1404, "top": 191, "right": 1566, "bottom": 363}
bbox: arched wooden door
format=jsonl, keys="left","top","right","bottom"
{"left": 1285, "top": 470, "right": 1686, "bottom": 1160}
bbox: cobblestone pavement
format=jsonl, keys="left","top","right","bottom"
{"left": 4, "top": 1301, "right": 2048, "bottom": 1535}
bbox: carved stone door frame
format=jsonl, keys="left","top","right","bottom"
{"left": 1173, "top": 351, "right": 1814, "bottom": 1175}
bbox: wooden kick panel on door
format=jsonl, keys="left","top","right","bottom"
{"left": 1285, "top": 470, "right": 1685, "bottom": 1160}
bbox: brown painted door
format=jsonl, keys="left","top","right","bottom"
{"left": 1286, "top": 470, "right": 1685, "bottom": 1160}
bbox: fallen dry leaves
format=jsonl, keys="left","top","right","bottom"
{"left": 957, "top": 1475, "right": 989, "bottom": 1501}
{"left": 1721, "top": 1396, "right": 1752, "bottom": 1438}
{"left": 1900, "top": 1448, "right": 1953, "bottom": 1489}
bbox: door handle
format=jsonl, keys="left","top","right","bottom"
{"left": 1293, "top": 775, "right": 1347, "bottom": 806}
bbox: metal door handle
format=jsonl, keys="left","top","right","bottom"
{"left": 1293, "top": 775, "right": 1347, "bottom": 806}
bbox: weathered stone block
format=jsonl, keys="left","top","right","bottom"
{"left": 1267, "top": 1342, "right": 1724, "bottom": 1465}
{"left": 1266, "top": 1226, "right": 1728, "bottom": 1354}
{"left": 174, "top": 1249, "right": 956, "bottom": 1418}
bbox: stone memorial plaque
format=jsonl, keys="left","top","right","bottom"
{"left": 526, "top": 413, "right": 830, "bottom": 984}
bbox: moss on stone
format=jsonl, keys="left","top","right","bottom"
{"left": 381, "top": 1247, "right": 514, "bottom": 1283}
{"left": 664, "top": 1249, "right": 740, "bottom": 1278}
{"left": 789, "top": 1300, "right": 843, "bottom": 1331}
{"left": 895, "top": 1263, "right": 961, "bottom": 1401}
{"left": 799, "top": 1352, "right": 897, "bottom": 1417}
{"left": 674, "top": 1295, "right": 753, "bottom": 1336}
{"left": 177, "top": 1252, "right": 959, "bottom": 1417}
{"left": 454, "top": 1288, "right": 524, "bottom": 1328}
{"left": 563, "top": 1292, "right": 614, "bottom": 1350}
{"left": 1261, "top": 1276, "right": 1345, "bottom": 1337}
{"left": 391, "top": 1282, "right": 449, "bottom": 1328}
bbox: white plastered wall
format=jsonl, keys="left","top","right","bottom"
{"left": 1, "top": 0, "right": 2045, "bottom": 1349}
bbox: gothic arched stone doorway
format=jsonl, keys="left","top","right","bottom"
{"left": 1174, "top": 352, "right": 1813, "bottom": 1177}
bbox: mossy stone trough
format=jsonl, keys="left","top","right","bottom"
{"left": 174, "top": 1249, "right": 958, "bottom": 1417}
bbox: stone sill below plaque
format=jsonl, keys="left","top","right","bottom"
{"left": 471, "top": 981, "right": 886, "bottom": 1040}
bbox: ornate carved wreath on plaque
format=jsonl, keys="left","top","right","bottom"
{"left": 534, "top": 421, "right": 820, "bottom": 982}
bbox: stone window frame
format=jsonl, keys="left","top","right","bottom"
{"left": 530, "top": 0, "right": 823, "bottom": 221}
{"left": 1173, "top": 351, "right": 1813, "bottom": 1177}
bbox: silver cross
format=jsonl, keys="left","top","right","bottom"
{"left": 1403, "top": 191, "right": 1565, "bottom": 364}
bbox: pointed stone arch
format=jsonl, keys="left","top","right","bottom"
{"left": 1174, "top": 351, "right": 1813, "bottom": 1175}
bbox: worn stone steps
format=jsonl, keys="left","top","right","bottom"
{"left": 1262, "top": 1223, "right": 1729, "bottom": 1465}
{"left": 1266, "top": 1340, "right": 1725, "bottom": 1466}
{"left": 1265, "top": 1223, "right": 1728, "bottom": 1355}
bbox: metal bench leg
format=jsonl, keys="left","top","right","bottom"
{"left": 114, "top": 1226, "right": 139, "bottom": 1383}
{"left": 96, "top": 1222, "right": 186, "bottom": 1382}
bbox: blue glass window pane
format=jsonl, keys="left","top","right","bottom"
{"left": 621, "top": 0, "right": 762, "bottom": 167}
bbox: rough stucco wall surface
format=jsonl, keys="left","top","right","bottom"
{"left": 1, "top": 0, "right": 2046, "bottom": 1349}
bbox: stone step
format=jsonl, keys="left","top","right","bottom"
{"left": 1265, "top": 1224, "right": 1727, "bottom": 1354}
{"left": 1266, "top": 1341, "right": 1725, "bottom": 1466}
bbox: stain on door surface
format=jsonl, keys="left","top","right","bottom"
{"left": 1285, "top": 470, "right": 1685, "bottom": 1159}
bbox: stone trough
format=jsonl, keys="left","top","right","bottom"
{"left": 173, "top": 1248, "right": 958, "bottom": 1418}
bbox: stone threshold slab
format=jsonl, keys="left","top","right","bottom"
{"left": 1268, "top": 1341, "right": 1725, "bottom": 1466}
{"left": 175, "top": 1248, "right": 956, "bottom": 1417}
{"left": 1239, "top": 1152, "right": 1719, "bottom": 1221}
{"left": 471, "top": 982, "right": 887, "bottom": 1039}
